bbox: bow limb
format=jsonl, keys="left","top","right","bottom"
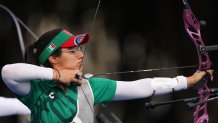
{"left": 0, "top": 4, "right": 25, "bottom": 58}
{"left": 183, "top": 0, "right": 212, "bottom": 123}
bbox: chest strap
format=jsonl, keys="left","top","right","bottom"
{"left": 72, "top": 79, "right": 94, "bottom": 123}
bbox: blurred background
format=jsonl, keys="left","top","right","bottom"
{"left": 0, "top": 0, "right": 218, "bottom": 123}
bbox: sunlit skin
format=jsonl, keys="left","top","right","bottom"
{"left": 48, "top": 47, "right": 214, "bottom": 90}
{"left": 187, "top": 70, "right": 213, "bottom": 87}
{"left": 56, "top": 48, "right": 84, "bottom": 70}
{"left": 49, "top": 47, "right": 84, "bottom": 89}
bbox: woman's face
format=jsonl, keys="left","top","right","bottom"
{"left": 56, "top": 46, "right": 84, "bottom": 70}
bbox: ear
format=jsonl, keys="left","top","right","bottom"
{"left": 48, "top": 56, "right": 59, "bottom": 64}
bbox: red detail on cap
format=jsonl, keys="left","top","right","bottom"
{"left": 60, "top": 33, "right": 89, "bottom": 48}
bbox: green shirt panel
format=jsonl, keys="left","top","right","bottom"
{"left": 88, "top": 78, "right": 117, "bottom": 105}
{"left": 16, "top": 80, "right": 78, "bottom": 123}
{"left": 15, "top": 78, "right": 117, "bottom": 123}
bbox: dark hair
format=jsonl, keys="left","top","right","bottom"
{"left": 25, "top": 29, "right": 63, "bottom": 67}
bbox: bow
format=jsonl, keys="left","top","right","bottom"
{"left": 145, "top": 1, "right": 218, "bottom": 123}
{"left": 183, "top": 0, "right": 211, "bottom": 122}
{"left": 80, "top": 1, "right": 217, "bottom": 123}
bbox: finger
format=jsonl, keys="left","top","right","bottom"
{"left": 210, "top": 72, "right": 213, "bottom": 81}
{"left": 195, "top": 70, "right": 206, "bottom": 76}
{"left": 73, "top": 75, "right": 83, "bottom": 86}
{"left": 75, "top": 72, "right": 83, "bottom": 80}
{"left": 205, "top": 70, "right": 214, "bottom": 81}
{"left": 75, "top": 73, "right": 80, "bottom": 79}
{"left": 207, "top": 70, "right": 214, "bottom": 76}
{"left": 73, "top": 79, "right": 82, "bottom": 86}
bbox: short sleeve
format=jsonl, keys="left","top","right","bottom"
{"left": 14, "top": 80, "right": 42, "bottom": 109}
{"left": 88, "top": 78, "right": 117, "bottom": 105}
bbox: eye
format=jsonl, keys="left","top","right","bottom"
{"left": 63, "top": 46, "right": 84, "bottom": 54}
{"left": 62, "top": 48, "right": 76, "bottom": 53}
{"left": 79, "top": 46, "right": 85, "bottom": 51}
{"left": 69, "top": 49, "right": 76, "bottom": 53}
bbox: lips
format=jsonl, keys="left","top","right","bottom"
{"left": 77, "top": 61, "right": 84, "bottom": 67}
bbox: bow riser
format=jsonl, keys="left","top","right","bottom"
{"left": 183, "top": 0, "right": 211, "bottom": 123}
{"left": 183, "top": 9, "right": 211, "bottom": 71}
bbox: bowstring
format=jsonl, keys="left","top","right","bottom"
{"left": 78, "top": 0, "right": 102, "bottom": 71}
{"left": 79, "top": 0, "right": 102, "bottom": 113}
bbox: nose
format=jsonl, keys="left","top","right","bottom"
{"left": 77, "top": 50, "right": 84, "bottom": 59}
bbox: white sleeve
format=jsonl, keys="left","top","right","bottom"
{"left": 113, "top": 76, "right": 187, "bottom": 101}
{"left": 1, "top": 63, "right": 53, "bottom": 96}
{"left": 0, "top": 97, "right": 31, "bottom": 116}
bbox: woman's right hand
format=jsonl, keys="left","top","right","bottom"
{"left": 53, "top": 69, "right": 83, "bottom": 86}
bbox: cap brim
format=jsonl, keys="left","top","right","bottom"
{"left": 60, "top": 33, "right": 89, "bottom": 48}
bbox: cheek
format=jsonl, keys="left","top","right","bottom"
{"left": 65, "top": 58, "right": 76, "bottom": 65}
{"left": 60, "top": 54, "right": 77, "bottom": 67}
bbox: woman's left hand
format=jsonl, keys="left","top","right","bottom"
{"left": 187, "top": 70, "right": 213, "bottom": 87}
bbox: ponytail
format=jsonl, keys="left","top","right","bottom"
{"left": 24, "top": 29, "right": 63, "bottom": 67}
{"left": 24, "top": 41, "right": 39, "bottom": 65}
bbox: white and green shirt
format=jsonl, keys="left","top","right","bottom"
{"left": 16, "top": 78, "right": 116, "bottom": 123}
{"left": 1, "top": 63, "right": 188, "bottom": 123}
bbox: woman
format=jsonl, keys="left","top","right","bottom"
{"left": 1, "top": 29, "right": 211, "bottom": 123}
